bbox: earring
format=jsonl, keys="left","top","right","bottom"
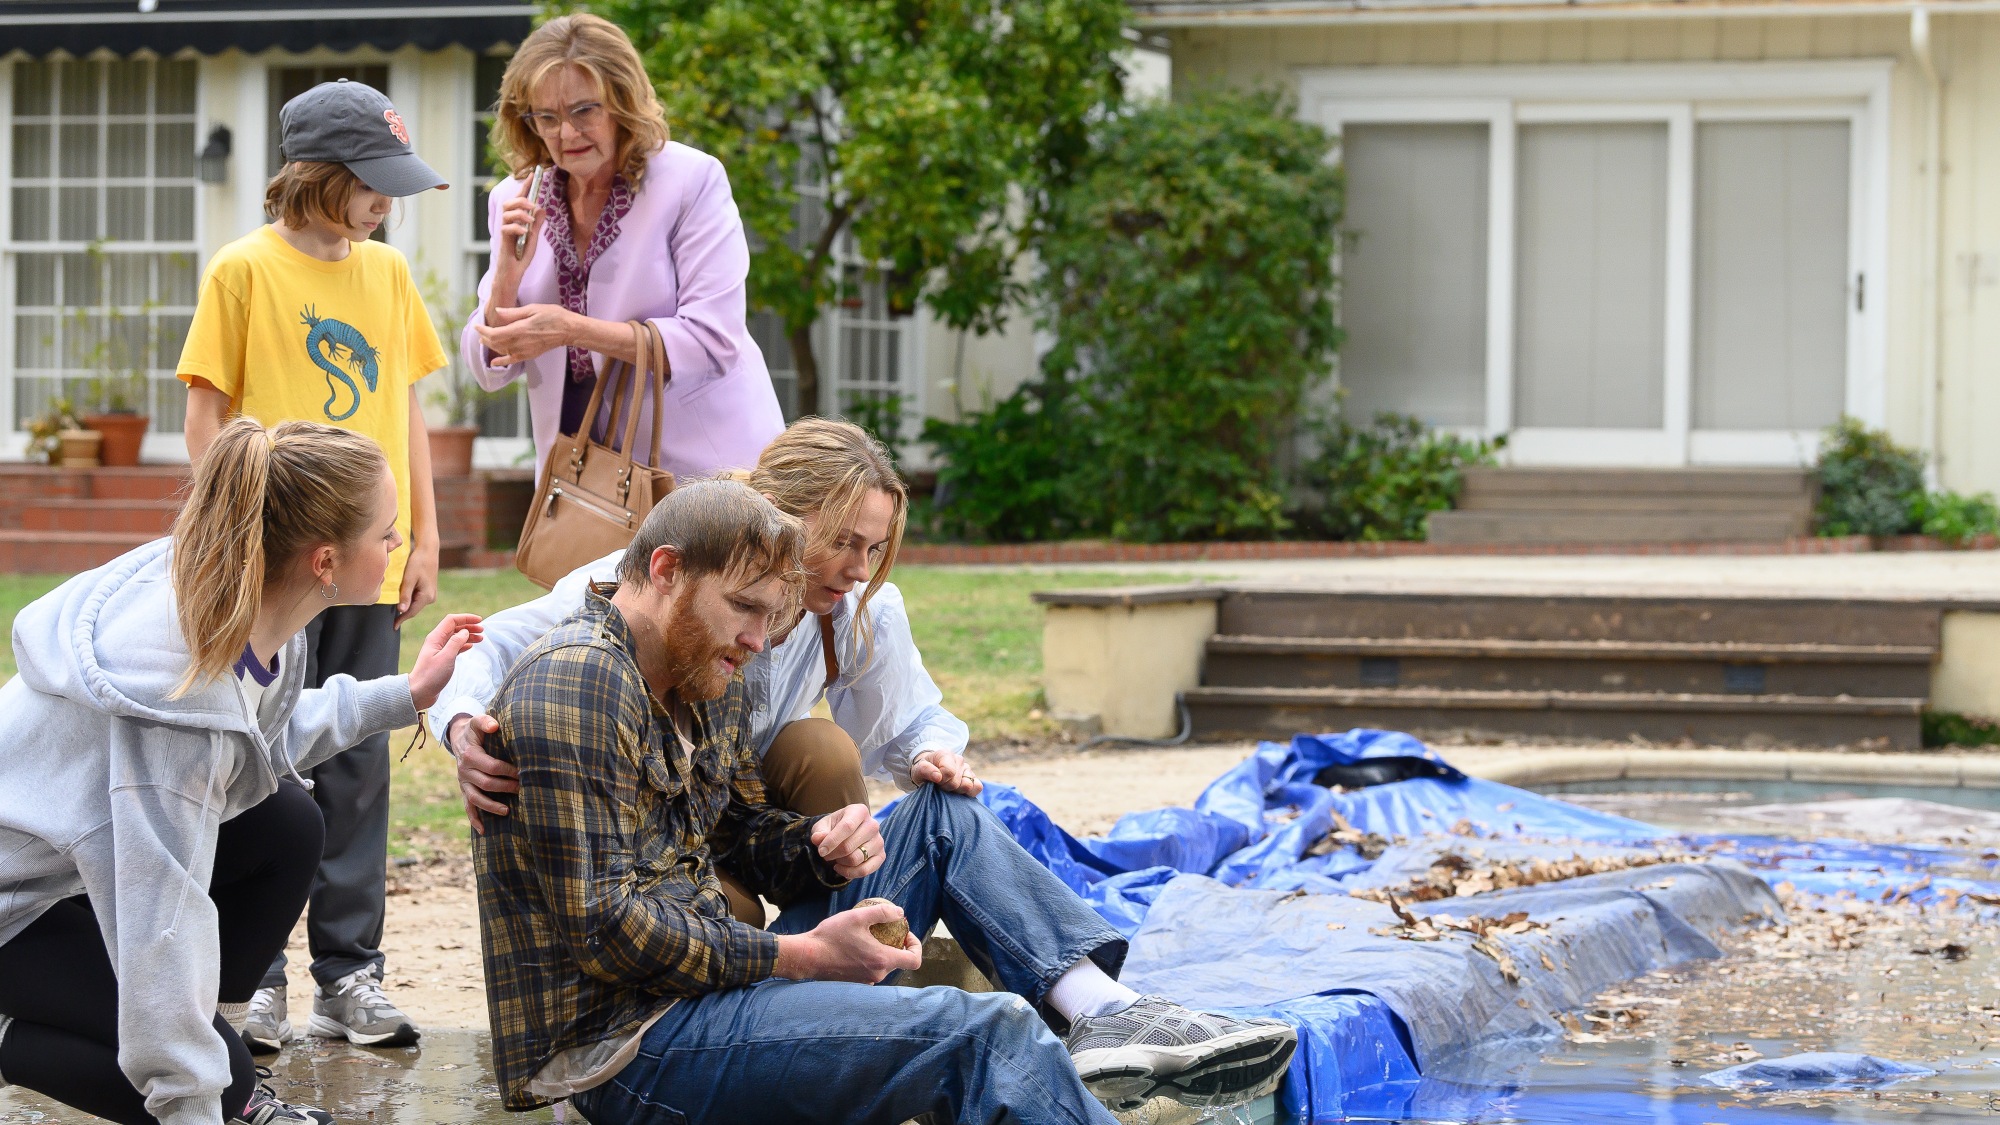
{"left": 320, "top": 581, "right": 339, "bottom": 602}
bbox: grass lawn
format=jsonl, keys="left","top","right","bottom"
{"left": 0, "top": 564, "right": 1193, "bottom": 856}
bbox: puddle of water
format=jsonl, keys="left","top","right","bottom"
{"left": 0, "top": 1030, "right": 548, "bottom": 1125}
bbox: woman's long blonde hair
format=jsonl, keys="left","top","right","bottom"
{"left": 492, "top": 13, "right": 670, "bottom": 184}
{"left": 745, "top": 419, "right": 908, "bottom": 664}
{"left": 170, "top": 419, "right": 387, "bottom": 697}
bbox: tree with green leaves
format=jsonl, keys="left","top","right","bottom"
{"left": 590, "top": 0, "right": 1130, "bottom": 413}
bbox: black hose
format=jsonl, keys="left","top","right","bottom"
{"left": 1079, "top": 693, "right": 1194, "bottom": 750}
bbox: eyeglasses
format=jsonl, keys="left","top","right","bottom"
{"left": 522, "top": 102, "right": 606, "bottom": 137}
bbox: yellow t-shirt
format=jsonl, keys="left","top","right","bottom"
{"left": 177, "top": 226, "right": 448, "bottom": 603}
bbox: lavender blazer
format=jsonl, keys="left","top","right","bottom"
{"left": 465, "top": 142, "right": 785, "bottom": 479}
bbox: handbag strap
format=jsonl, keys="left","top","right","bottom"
{"left": 818, "top": 613, "right": 840, "bottom": 691}
{"left": 643, "top": 322, "right": 668, "bottom": 469}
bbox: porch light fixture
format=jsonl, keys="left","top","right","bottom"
{"left": 198, "top": 125, "right": 232, "bottom": 185}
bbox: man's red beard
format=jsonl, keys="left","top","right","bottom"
{"left": 661, "top": 595, "right": 750, "bottom": 701}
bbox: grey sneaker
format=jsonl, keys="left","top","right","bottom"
{"left": 307, "top": 965, "right": 419, "bottom": 1048}
{"left": 229, "top": 1067, "right": 335, "bottom": 1124}
{"left": 241, "top": 986, "right": 292, "bottom": 1056}
{"left": 1064, "top": 996, "right": 1296, "bottom": 1112}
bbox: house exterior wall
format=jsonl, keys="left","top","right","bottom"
{"left": 1162, "top": 13, "right": 2000, "bottom": 496}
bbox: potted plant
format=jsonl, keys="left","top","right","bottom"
{"left": 25, "top": 397, "right": 94, "bottom": 467}
{"left": 420, "top": 269, "right": 487, "bottom": 479}
{"left": 75, "top": 304, "right": 155, "bottom": 468}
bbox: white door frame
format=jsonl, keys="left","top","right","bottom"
{"left": 1301, "top": 61, "right": 1892, "bottom": 467}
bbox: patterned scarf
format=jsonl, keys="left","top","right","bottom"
{"left": 539, "top": 168, "right": 637, "bottom": 434}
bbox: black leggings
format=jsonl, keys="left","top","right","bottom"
{"left": 0, "top": 781, "right": 324, "bottom": 1124}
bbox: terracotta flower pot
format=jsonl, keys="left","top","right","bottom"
{"left": 57, "top": 428, "right": 102, "bottom": 468}
{"left": 428, "top": 424, "right": 479, "bottom": 480}
{"left": 83, "top": 413, "right": 150, "bottom": 468}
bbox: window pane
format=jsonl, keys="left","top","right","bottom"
{"left": 106, "top": 186, "right": 148, "bottom": 240}
{"left": 59, "top": 60, "right": 100, "bottom": 117}
{"left": 107, "top": 124, "right": 148, "bottom": 177}
{"left": 59, "top": 122, "right": 100, "bottom": 177}
{"left": 154, "top": 313, "right": 192, "bottom": 369}
{"left": 13, "top": 124, "right": 52, "bottom": 178}
{"left": 10, "top": 187, "right": 50, "bottom": 241}
{"left": 62, "top": 252, "right": 102, "bottom": 305}
{"left": 156, "top": 60, "right": 197, "bottom": 114}
{"left": 107, "top": 253, "right": 150, "bottom": 305}
{"left": 58, "top": 185, "right": 99, "bottom": 240}
{"left": 14, "top": 60, "right": 53, "bottom": 115}
{"left": 16, "top": 255, "right": 58, "bottom": 305}
{"left": 1693, "top": 121, "right": 1850, "bottom": 432}
{"left": 1514, "top": 122, "right": 1669, "bottom": 429}
{"left": 151, "top": 377, "right": 187, "bottom": 433}
{"left": 155, "top": 121, "right": 195, "bottom": 178}
{"left": 14, "top": 315, "right": 58, "bottom": 369}
{"left": 159, "top": 252, "right": 199, "bottom": 305}
{"left": 154, "top": 186, "right": 194, "bottom": 241}
{"left": 1338, "top": 123, "right": 1489, "bottom": 427}
{"left": 107, "top": 60, "right": 149, "bottom": 115}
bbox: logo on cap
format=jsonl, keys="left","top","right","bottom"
{"left": 383, "top": 110, "right": 410, "bottom": 146}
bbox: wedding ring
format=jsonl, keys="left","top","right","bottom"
{"left": 859, "top": 844, "right": 870, "bottom": 861}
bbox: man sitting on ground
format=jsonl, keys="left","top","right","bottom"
{"left": 474, "top": 480, "right": 1295, "bottom": 1124}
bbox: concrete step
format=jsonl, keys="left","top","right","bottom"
{"left": 0, "top": 530, "right": 159, "bottom": 573}
{"left": 1453, "top": 492, "right": 1814, "bottom": 514}
{"left": 1426, "top": 510, "right": 1810, "bottom": 544}
{"left": 20, "top": 498, "right": 181, "bottom": 535}
{"left": 1215, "top": 590, "right": 1943, "bottom": 648}
{"left": 1203, "top": 635, "right": 1935, "bottom": 698}
{"left": 84, "top": 467, "right": 191, "bottom": 503}
{"left": 1459, "top": 466, "right": 1813, "bottom": 498}
{"left": 1182, "top": 685, "right": 1924, "bottom": 749}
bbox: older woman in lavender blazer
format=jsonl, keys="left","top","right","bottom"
{"left": 465, "top": 13, "right": 783, "bottom": 479}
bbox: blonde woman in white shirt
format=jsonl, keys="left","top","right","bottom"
{"left": 439, "top": 418, "right": 976, "bottom": 923}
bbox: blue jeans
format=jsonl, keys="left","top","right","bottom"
{"left": 572, "top": 786, "right": 1127, "bottom": 1125}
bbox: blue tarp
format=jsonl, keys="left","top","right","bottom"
{"left": 951, "top": 730, "right": 2000, "bottom": 1122}
{"left": 1702, "top": 1053, "right": 1937, "bottom": 1091}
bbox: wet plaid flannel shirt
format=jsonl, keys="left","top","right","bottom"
{"left": 473, "top": 586, "right": 842, "bottom": 1109}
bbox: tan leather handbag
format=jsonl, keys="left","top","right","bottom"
{"left": 515, "top": 320, "right": 676, "bottom": 589}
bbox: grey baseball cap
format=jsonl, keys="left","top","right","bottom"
{"left": 279, "top": 79, "right": 447, "bottom": 197}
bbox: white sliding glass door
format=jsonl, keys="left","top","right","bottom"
{"left": 1309, "top": 63, "right": 1888, "bottom": 467}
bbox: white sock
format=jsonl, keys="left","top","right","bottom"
{"left": 217, "top": 1000, "right": 250, "bottom": 1035}
{"left": 1045, "top": 959, "right": 1141, "bottom": 1022}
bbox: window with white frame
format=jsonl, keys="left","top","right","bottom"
{"left": 10, "top": 56, "right": 200, "bottom": 434}
{"left": 465, "top": 52, "right": 527, "bottom": 443}
{"left": 1312, "top": 64, "right": 1886, "bottom": 467}
{"left": 756, "top": 137, "right": 920, "bottom": 430}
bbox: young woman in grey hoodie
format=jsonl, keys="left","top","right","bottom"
{"left": 0, "top": 418, "right": 482, "bottom": 1125}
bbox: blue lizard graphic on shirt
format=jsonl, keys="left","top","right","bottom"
{"left": 299, "top": 305, "right": 380, "bottom": 422}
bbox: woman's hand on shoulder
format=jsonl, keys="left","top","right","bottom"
{"left": 408, "top": 613, "right": 485, "bottom": 712}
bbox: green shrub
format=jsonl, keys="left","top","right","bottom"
{"left": 926, "top": 90, "right": 1343, "bottom": 543}
{"left": 1911, "top": 489, "right": 2000, "bottom": 546}
{"left": 1922, "top": 709, "right": 2000, "bottom": 748}
{"left": 1290, "top": 412, "right": 1504, "bottom": 541}
{"left": 1814, "top": 417, "right": 1924, "bottom": 537}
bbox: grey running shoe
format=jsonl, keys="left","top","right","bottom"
{"left": 307, "top": 965, "right": 420, "bottom": 1048}
{"left": 1064, "top": 996, "right": 1296, "bottom": 1112}
{"left": 241, "top": 985, "right": 291, "bottom": 1056}
{"left": 229, "top": 1067, "right": 335, "bottom": 1124}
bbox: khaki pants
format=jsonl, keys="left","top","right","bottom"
{"left": 719, "top": 717, "right": 867, "bottom": 926}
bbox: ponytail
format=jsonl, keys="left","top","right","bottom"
{"left": 170, "top": 418, "right": 387, "bottom": 697}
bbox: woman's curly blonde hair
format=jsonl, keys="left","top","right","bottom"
{"left": 491, "top": 13, "right": 669, "bottom": 184}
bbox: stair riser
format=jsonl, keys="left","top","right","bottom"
{"left": 1460, "top": 468, "right": 1814, "bottom": 496}
{"left": 1203, "top": 651, "right": 1933, "bottom": 698}
{"left": 1186, "top": 699, "right": 1919, "bottom": 750}
{"left": 22, "top": 507, "right": 179, "bottom": 535}
{"left": 1454, "top": 494, "right": 1814, "bottom": 514}
{"left": 87, "top": 476, "right": 190, "bottom": 503}
{"left": 0, "top": 538, "right": 151, "bottom": 574}
{"left": 1218, "top": 593, "right": 1941, "bottom": 648}
{"left": 1426, "top": 511, "right": 1809, "bottom": 544}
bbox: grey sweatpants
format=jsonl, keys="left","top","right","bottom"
{"left": 260, "top": 603, "right": 400, "bottom": 991}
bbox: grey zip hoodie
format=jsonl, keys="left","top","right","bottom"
{"left": 0, "top": 539, "right": 417, "bottom": 1125}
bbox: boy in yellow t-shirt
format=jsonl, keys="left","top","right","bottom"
{"left": 176, "top": 79, "right": 448, "bottom": 1059}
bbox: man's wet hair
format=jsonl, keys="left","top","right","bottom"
{"left": 618, "top": 478, "right": 808, "bottom": 602}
